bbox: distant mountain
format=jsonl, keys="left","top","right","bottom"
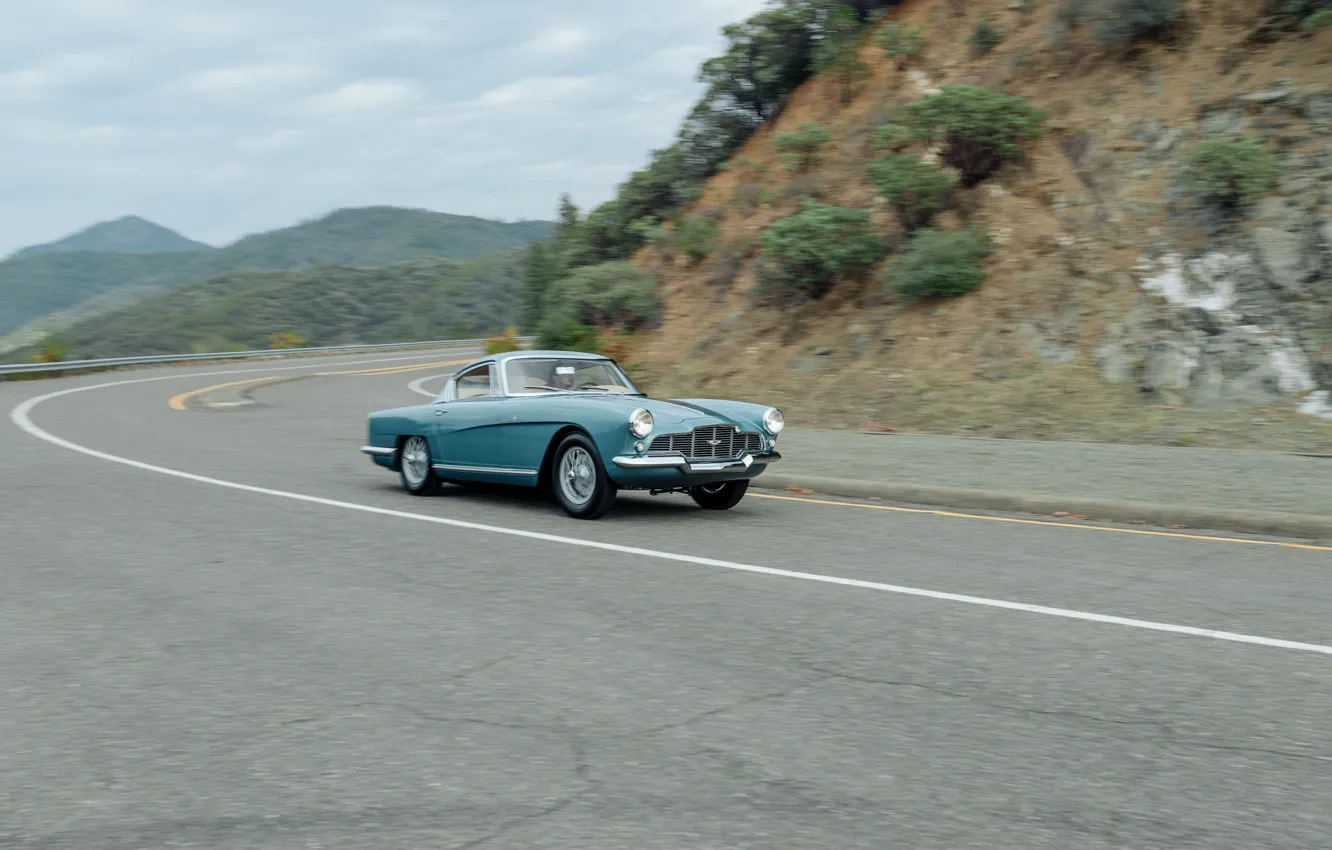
{"left": 10, "top": 215, "right": 212, "bottom": 259}
{"left": 0, "top": 206, "right": 554, "bottom": 343}
{"left": 25, "top": 250, "right": 527, "bottom": 361}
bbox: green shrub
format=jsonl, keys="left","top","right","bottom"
{"left": 1060, "top": 0, "right": 1182, "bottom": 45}
{"left": 872, "top": 123, "right": 912, "bottom": 152}
{"left": 268, "top": 331, "right": 307, "bottom": 350}
{"left": 1303, "top": 9, "right": 1332, "bottom": 29}
{"left": 888, "top": 226, "right": 995, "bottom": 301}
{"left": 876, "top": 22, "right": 926, "bottom": 66}
{"left": 774, "top": 122, "right": 831, "bottom": 172}
{"left": 866, "top": 154, "right": 958, "bottom": 230}
{"left": 1182, "top": 138, "right": 1280, "bottom": 207}
{"left": 33, "top": 334, "right": 68, "bottom": 363}
{"left": 483, "top": 326, "right": 522, "bottom": 355}
{"left": 536, "top": 318, "right": 602, "bottom": 353}
{"left": 969, "top": 16, "right": 1002, "bottom": 54}
{"left": 758, "top": 200, "right": 885, "bottom": 299}
{"left": 903, "top": 86, "right": 1046, "bottom": 186}
{"left": 675, "top": 214, "right": 720, "bottom": 263}
{"left": 1277, "top": 0, "right": 1332, "bottom": 19}
{"left": 536, "top": 261, "right": 660, "bottom": 348}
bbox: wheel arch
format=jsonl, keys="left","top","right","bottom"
{"left": 536, "top": 425, "right": 593, "bottom": 491}
{"left": 385, "top": 433, "right": 413, "bottom": 471}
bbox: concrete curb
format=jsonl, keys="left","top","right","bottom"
{"left": 751, "top": 473, "right": 1332, "bottom": 541}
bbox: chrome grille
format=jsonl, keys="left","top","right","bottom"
{"left": 648, "top": 425, "right": 765, "bottom": 460}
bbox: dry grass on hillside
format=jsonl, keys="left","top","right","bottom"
{"left": 625, "top": 0, "right": 1332, "bottom": 451}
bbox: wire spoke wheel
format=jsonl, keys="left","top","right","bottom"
{"left": 398, "top": 435, "right": 440, "bottom": 495}
{"left": 401, "top": 436, "right": 430, "bottom": 486}
{"left": 558, "top": 446, "right": 596, "bottom": 506}
{"left": 550, "top": 433, "right": 617, "bottom": 519}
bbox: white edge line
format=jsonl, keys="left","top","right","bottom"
{"left": 9, "top": 373, "right": 1332, "bottom": 660}
{"left": 407, "top": 372, "right": 452, "bottom": 398}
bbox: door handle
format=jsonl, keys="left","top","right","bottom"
{"left": 435, "top": 410, "right": 445, "bottom": 416}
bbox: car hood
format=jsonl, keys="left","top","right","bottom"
{"left": 603, "top": 395, "right": 760, "bottom": 428}
{"left": 557, "top": 394, "right": 738, "bottom": 427}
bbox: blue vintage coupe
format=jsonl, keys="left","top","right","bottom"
{"left": 359, "top": 350, "right": 783, "bottom": 519}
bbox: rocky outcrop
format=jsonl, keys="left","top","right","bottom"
{"left": 1096, "top": 84, "right": 1332, "bottom": 421}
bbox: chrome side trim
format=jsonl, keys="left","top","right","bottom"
{"left": 432, "top": 463, "right": 538, "bottom": 476}
{"left": 612, "top": 451, "right": 781, "bottom": 473}
{"left": 360, "top": 445, "right": 397, "bottom": 457}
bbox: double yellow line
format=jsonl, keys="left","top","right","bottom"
{"left": 168, "top": 358, "right": 472, "bottom": 411}
{"left": 330, "top": 358, "right": 472, "bottom": 377}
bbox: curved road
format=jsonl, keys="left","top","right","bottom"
{"left": 2, "top": 349, "right": 1330, "bottom": 849}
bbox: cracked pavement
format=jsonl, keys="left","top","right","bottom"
{"left": 2, "top": 360, "right": 1331, "bottom": 849}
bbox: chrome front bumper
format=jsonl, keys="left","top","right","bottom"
{"left": 611, "top": 451, "right": 781, "bottom": 473}
{"left": 359, "top": 445, "right": 396, "bottom": 457}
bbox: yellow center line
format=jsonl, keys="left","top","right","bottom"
{"left": 330, "top": 358, "right": 472, "bottom": 376}
{"left": 168, "top": 377, "right": 276, "bottom": 410}
{"left": 169, "top": 358, "right": 474, "bottom": 409}
{"left": 749, "top": 492, "right": 1332, "bottom": 551}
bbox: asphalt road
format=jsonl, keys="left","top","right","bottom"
{"left": 2, "top": 350, "right": 1331, "bottom": 850}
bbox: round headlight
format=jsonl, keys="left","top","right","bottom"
{"left": 762, "top": 407, "right": 784, "bottom": 435}
{"left": 629, "top": 408, "right": 653, "bottom": 438}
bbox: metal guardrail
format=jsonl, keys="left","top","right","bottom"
{"left": 0, "top": 336, "right": 535, "bottom": 377}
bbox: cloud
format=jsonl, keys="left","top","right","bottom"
{"left": 302, "top": 79, "right": 421, "bottom": 114}
{"left": 469, "top": 75, "right": 598, "bottom": 109}
{"left": 516, "top": 25, "right": 594, "bottom": 55}
{"left": 175, "top": 62, "right": 324, "bottom": 100}
{"left": 0, "top": 0, "right": 774, "bottom": 255}
{"left": 0, "top": 51, "right": 137, "bottom": 102}
{"left": 232, "top": 128, "right": 302, "bottom": 155}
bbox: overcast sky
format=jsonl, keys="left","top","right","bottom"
{"left": 0, "top": 0, "right": 769, "bottom": 256}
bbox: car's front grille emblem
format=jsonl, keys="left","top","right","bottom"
{"left": 648, "top": 425, "right": 764, "bottom": 460}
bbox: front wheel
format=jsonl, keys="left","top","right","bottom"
{"left": 398, "top": 435, "right": 441, "bottom": 496}
{"left": 551, "top": 433, "right": 617, "bottom": 519}
{"left": 690, "top": 480, "right": 749, "bottom": 510}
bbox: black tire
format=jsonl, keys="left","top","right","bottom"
{"left": 398, "top": 435, "right": 442, "bottom": 496}
{"left": 550, "top": 432, "right": 617, "bottom": 519}
{"left": 689, "top": 480, "right": 749, "bottom": 510}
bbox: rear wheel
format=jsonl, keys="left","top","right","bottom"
{"left": 690, "top": 479, "right": 749, "bottom": 510}
{"left": 551, "top": 433, "right": 617, "bottom": 519}
{"left": 398, "top": 435, "right": 441, "bottom": 496}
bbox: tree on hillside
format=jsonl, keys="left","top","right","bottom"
{"left": 813, "top": 3, "right": 868, "bottom": 104}
{"left": 536, "top": 262, "right": 660, "bottom": 350}
{"left": 903, "top": 86, "right": 1046, "bottom": 186}
{"left": 535, "top": 0, "right": 903, "bottom": 283}
{"left": 555, "top": 194, "right": 581, "bottom": 254}
{"left": 518, "top": 0, "right": 908, "bottom": 318}
{"left": 866, "top": 153, "right": 958, "bottom": 230}
{"left": 758, "top": 200, "right": 885, "bottom": 299}
{"left": 521, "top": 242, "right": 557, "bottom": 332}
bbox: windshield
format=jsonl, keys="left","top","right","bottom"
{"left": 504, "top": 357, "right": 640, "bottom": 395}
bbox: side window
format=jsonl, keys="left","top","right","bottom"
{"left": 455, "top": 364, "right": 493, "bottom": 400}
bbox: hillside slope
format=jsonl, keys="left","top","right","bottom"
{"left": 35, "top": 250, "right": 526, "bottom": 360}
{"left": 0, "top": 207, "right": 553, "bottom": 347}
{"left": 623, "top": 0, "right": 1332, "bottom": 451}
{"left": 10, "top": 215, "right": 212, "bottom": 259}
